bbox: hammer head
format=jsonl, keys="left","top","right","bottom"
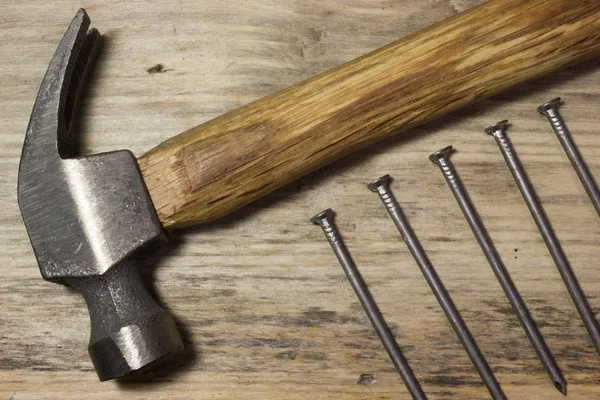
{"left": 18, "top": 10, "right": 162, "bottom": 280}
{"left": 18, "top": 10, "right": 182, "bottom": 380}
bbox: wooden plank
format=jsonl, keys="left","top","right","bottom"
{"left": 1, "top": 1, "right": 600, "bottom": 399}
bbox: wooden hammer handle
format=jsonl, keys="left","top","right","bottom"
{"left": 138, "top": 0, "right": 600, "bottom": 229}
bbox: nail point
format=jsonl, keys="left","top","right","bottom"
{"left": 429, "top": 146, "right": 454, "bottom": 164}
{"left": 310, "top": 208, "right": 335, "bottom": 225}
{"left": 554, "top": 379, "right": 567, "bottom": 396}
{"left": 367, "top": 174, "right": 392, "bottom": 192}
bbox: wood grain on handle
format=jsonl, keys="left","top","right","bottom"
{"left": 138, "top": 0, "right": 600, "bottom": 229}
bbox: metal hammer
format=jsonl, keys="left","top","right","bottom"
{"left": 18, "top": 11, "right": 181, "bottom": 381}
{"left": 18, "top": 2, "right": 600, "bottom": 381}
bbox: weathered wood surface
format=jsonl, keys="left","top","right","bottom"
{"left": 1, "top": 1, "right": 600, "bottom": 399}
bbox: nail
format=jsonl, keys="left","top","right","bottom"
{"left": 488, "top": 120, "right": 600, "bottom": 369}
{"left": 311, "top": 209, "right": 427, "bottom": 400}
{"left": 538, "top": 98, "right": 600, "bottom": 217}
{"left": 368, "top": 175, "right": 506, "bottom": 400}
{"left": 430, "top": 146, "right": 566, "bottom": 395}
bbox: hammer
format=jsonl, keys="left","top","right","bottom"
{"left": 18, "top": 1, "right": 600, "bottom": 381}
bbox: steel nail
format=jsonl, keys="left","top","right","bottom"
{"left": 538, "top": 98, "right": 600, "bottom": 217}
{"left": 311, "top": 209, "right": 427, "bottom": 400}
{"left": 368, "top": 175, "right": 506, "bottom": 400}
{"left": 488, "top": 120, "right": 600, "bottom": 364}
{"left": 430, "top": 146, "right": 566, "bottom": 395}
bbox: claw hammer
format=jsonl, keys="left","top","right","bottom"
{"left": 18, "top": 0, "right": 600, "bottom": 380}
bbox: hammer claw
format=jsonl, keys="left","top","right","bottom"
{"left": 63, "top": 27, "right": 101, "bottom": 150}
{"left": 24, "top": 9, "right": 98, "bottom": 160}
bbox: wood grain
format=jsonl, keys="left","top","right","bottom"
{"left": 2, "top": 1, "right": 600, "bottom": 399}
{"left": 138, "top": 0, "right": 600, "bottom": 229}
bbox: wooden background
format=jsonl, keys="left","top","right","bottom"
{"left": 1, "top": 0, "right": 600, "bottom": 399}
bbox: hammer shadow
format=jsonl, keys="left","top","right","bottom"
{"left": 175, "top": 58, "right": 600, "bottom": 237}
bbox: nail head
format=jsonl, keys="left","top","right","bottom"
{"left": 367, "top": 174, "right": 392, "bottom": 192}
{"left": 429, "top": 146, "right": 454, "bottom": 164}
{"left": 484, "top": 120, "right": 509, "bottom": 136}
{"left": 537, "top": 98, "right": 562, "bottom": 116}
{"left": 310, "top": 208, "right": 335, "bottom": 225}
